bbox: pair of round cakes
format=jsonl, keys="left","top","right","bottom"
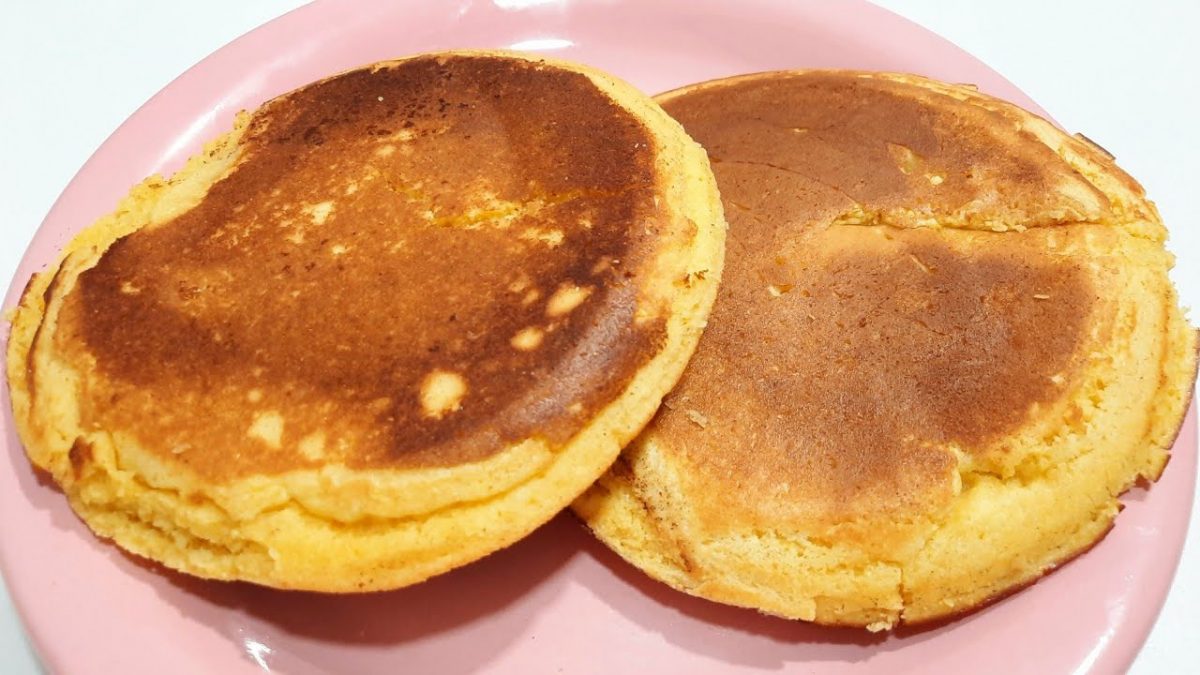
{"left": 5, "top": 51, "right": 1195, "bottom": 630}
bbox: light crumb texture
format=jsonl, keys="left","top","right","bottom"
{"left": 574, "top": 70, "right": 1197, "bottom": 630}
{"left": 4, "top": 51, "right": 727, "bottom": 592}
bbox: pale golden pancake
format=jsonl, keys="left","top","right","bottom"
{"left": 575, "top": 70, "right": 1196, "bottom": 629}
{"left": 6, "top": 51, "right": 726, "bottom": 591}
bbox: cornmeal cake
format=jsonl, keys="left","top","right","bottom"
{"left": 6, "top": 51, "right": 726, "bottom": 591}
{"left": 575, "top": 70, "right": 1196, "bottom": 629}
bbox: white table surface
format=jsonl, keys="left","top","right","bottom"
{"left": 1, "top": 1, "right": 1196, "bottom": 673}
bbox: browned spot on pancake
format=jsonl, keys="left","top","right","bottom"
{"left": 663, "top": 73, "right": 1108, "bottom": 227}
{"left": 659, "top": 226, "right": 1093, "bottom": 524}
{"left": 57, "top": 55, "right": 667, "bottom": 480}
{"left": 68, "top": 437, "right": 92, "bottom": 479}
{"left": 654, "top": 74, "right": 1096, "bottom": 525}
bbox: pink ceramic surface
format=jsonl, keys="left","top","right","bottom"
{"left": 1, "top": 0, "right": 1194, "bottom": 673}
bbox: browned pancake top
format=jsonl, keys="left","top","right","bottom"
{"left": 53, "top": 55, "right": 669, "bottom": 479}
{"left": 654, "top": 73, "right": 1097, "bottom": 525}
{"left": 664, "top": 72, "right": 1109, "bottom": 229}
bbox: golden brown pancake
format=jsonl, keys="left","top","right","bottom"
{"left": 575, "top": 71, "right": 1196, "bottom": 629}
{"left": 6, "top": 51, "right": 726, "bottom": 591}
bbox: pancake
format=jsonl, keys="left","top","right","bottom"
{"left": 574, "top": 71, "right": 1197, "bottom": 629}
{"left": 5, "top": 51, "right": 726, "bottom": 591}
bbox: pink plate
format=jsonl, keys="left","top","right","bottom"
{"left": 2, "top": 1, "right": 1195, "bottom": 673}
